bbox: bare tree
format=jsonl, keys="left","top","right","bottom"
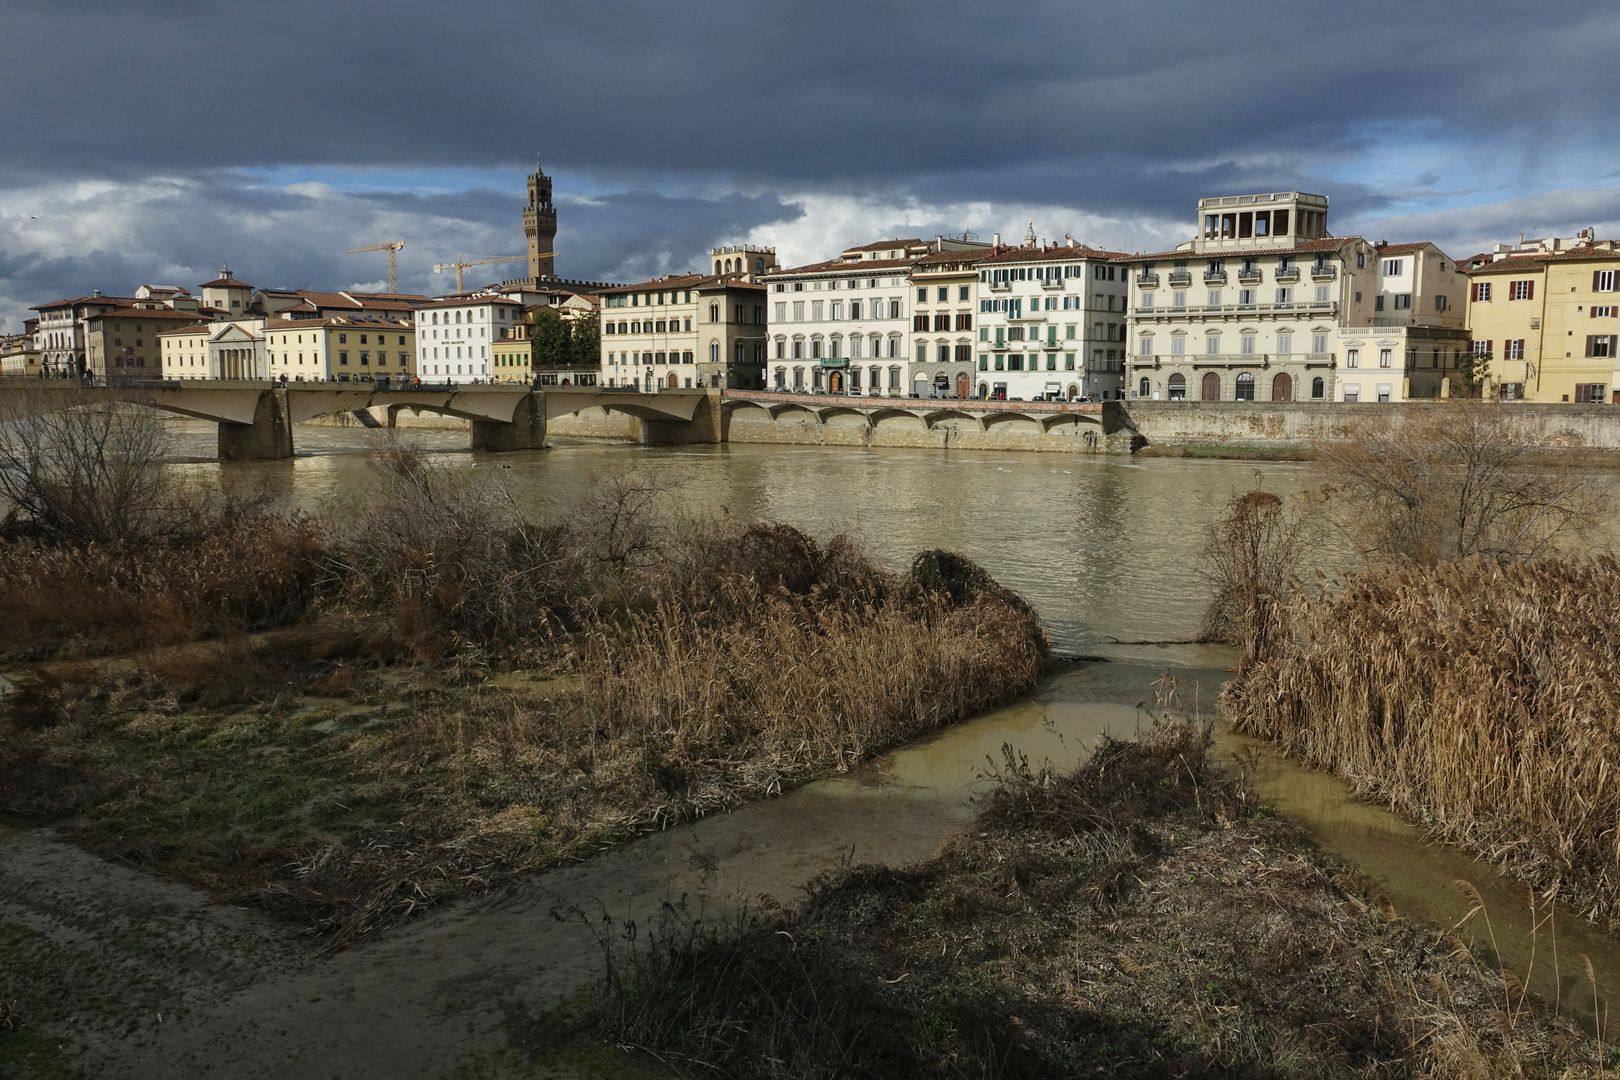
{"left": 1314, "top": 401, "right": 1608, "bottom": 565}
{"left": 1199, "top": 489, "right": 1313, "bottom": 666}
{"left": 0, "top": 386, "right": 174, "bottom": 546}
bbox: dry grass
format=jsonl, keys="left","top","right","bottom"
{"left": 1224, "top": 557, "right": 1620, "bottom": 932}
{"left": 586, "top": 717, "right": 1610, "bottom": 1078}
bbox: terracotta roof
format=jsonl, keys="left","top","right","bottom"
{"left": 911, "top": 249, "right": 989, "bottom": 268}
{"left": 1119, "top": 236, "right": 1359, "bottom": 263}
{"left": 843, "top": 238, "right": 926, "bottom": 253}
{"left": 414, "top": 294, "right": 524, "bottom": 310}
{"left": 1374, "top": 241, "right": 1438, "bottom": 257}
{"left": 345, "top": 291, "right": 429, "bottom": 302}
{"left": 596, "top": 273, "right": 712, "bottom": 295}
{"left": 199, "top": 275, "right": 253, "bottom": 290}
{"left": 1463, "top": 254, "right": 1552, "bottom": 275}
{"left": 87, "top": 308, "right": 209, "bottom": 323}
{"left": 768, "top": 255, "right": 917, "bottom": 276}
{"left": 156, "top": 325, "right": 213, "bottom": 337}
{"left": 975, "top": 244, "right": 1115, "bottom": 266}
{"left": 31, "top": 295, "right": 138, "bottom": 311}
{"left": 695, "top": 276, "right": 767, "bottom": 292}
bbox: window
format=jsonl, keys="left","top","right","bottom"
{"left": 1510, "top": 279, "right": 1535, "bottom": 301}
{"left": 1506, "top": 339, "right": 1525, "bottom": 360}
{"left": 1311, "top": 376, "right": 1324, "bottom": 399}
{"left": 1394, "top": 294, "right": 1412, "bottom": 310}
{"left": 1208, "top": 289, "right": 1222, "bottom": 306}
{"left": 1276, "top": 333, "right": 1292, "bottom": 355}
{"left": 1205, "top": 334, "right": 1219, "bottom": 355}
{"left": 1238, "top": 288, "right": 1255, "bottom": 306}
{"left": 1346, "top": 348, "right": 1359, "bottom": 368}
{"left": 1379, "top": 348, "right": 1392, "bottom": 368}
{"left": 1312, "top": 333, "right": 1329, "bottom": 355}
{"left": 1240, "top": 334, "right": 1256, "bottom": 355}
{"left": 1595, "top": 270, "right": 1618, "bottom": 292}
{"left": 1137, "top": 335, "right": 1151, "bottom": 357}
{"left": 1172, "top": 290, "right": 1186, "bottom": 308}
{"left": 916, "top": 287, "right": 927, "bottom": 302}
{"left": 1575, "top": 383, "right": 1608, "bottom": 403}
{"left": 1235, "top": 372, "right": 1255, "bottom": 400}
{"left": 1276, "top": 287, "right": 1292, "bottom": 305}
{"left": 1594, "top": 306, "right": 1618, "bottom": 318}
{"left": 1138, "top": 291, "right": 1153, "bottom": 309}
{"left": 1343, "top": 384, "right": 1360, "bottom": 402}
{"left": 1472, "top": 281, "right": 1492, "bottom": 302}
{"left": 1586, "top": 335, "right": 1616, "bottom": 358}
{"left": 1171, "top": 335, "right": 1185, "bottom": 355}
{"left": 1382, "top": 259, "right": 1403, "bottom": 276}
{"left": 1376, "top": 384, "right": 1393, "bottom": 403}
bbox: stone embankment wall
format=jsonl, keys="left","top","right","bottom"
{"left": 545, "top": 406, "right": 640, "bottom": 441}
{"left": 724, "top": 410, "right": 1119, "bottom": 453}
{"left": 1123, "top": 401, "right": 1620, "bottom": 454}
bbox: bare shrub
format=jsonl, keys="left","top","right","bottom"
{"left": 0, "top": 387, "right": 174, "bottom": 546}
{"left": 1198, "top": 489, "right": 1312, "bottom": 665}
{"left": 335, "top": 435, "right": 570, "bottom": 657}
{"left": 1225, "top": 557, "right": 1620, "bottom": 930}
{"left": 1314, "top": 400, "right": 1609, "bottom": 564}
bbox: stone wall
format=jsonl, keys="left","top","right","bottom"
{"left": 723, "top": 407, "right": 1121, "bottom": 454}
{"left": 1122, "top": 401, "right": 1620, "bottom": 452}
{"left": 546, "top": 406, "right": 640, "bottom": 442}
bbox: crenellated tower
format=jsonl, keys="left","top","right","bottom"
{"left": 523, "top": 160, "right": 557, "bottom": 282}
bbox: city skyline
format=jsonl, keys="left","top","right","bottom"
{"left": 2, "top": 0, "right": 1619, "bottom": 331}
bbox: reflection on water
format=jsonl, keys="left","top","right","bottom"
{"left": 166, "top": 417, "right": 1324, "bottom": 652}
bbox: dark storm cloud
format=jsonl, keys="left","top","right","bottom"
{"left": 4, "top": 0, "right": 1617, "bottom": 199}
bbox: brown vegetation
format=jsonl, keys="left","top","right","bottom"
{"left": 0, "top": 443, "right": 1049, "bottom": 943}
{"left": 1224, "top": 558, "right": 1620, "bottom": 933}
{"left": 587, "top": 718, "right": 1608, "bottom": 1078}
{"left": 1198, "top": 488, "right": 1313, "bottom": 665}
{"left": 1314, "top": 401, "right": 1609, "bottom": 564}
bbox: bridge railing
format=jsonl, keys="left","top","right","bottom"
{"left": 722, "top": 389, "right": 1105, "bottom": 414}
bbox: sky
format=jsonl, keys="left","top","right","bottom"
{"left": 2, "top": 0, "right": 1619, "bottom": 332}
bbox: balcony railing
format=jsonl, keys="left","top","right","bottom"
{"left": 1274, "top": 267, "right": 1300, "bottom": 283}
{"left": 1133, "top": 352, "right": 1334, "bottom": 368}
{"left": 987, "top": 281, "right": 1011, "bottom": 292}
{"left": 1203, "top": 270, "right": 1228, "bottom": 284}
{"left": 1133, "top": 300, "right": 1340, "bottom": 318}
{"left": 1135, "top": 273, "right": 1160, "bottom": 287}
{"left": 1167, "top": 270, "right": 1193, "bottom": 286}
{"left": 1237, "top": 269, "right": 1263, "bottom": 284}
{"left": 1310, "top": 264, "right": 1337, "bottom": 280}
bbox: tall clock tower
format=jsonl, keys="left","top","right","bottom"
{"left": 523, "top": 161, "right": 557, "bottom": 282}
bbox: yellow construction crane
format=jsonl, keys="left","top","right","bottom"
{"left": 345, "top": 240, "right": 406, "bottom": 293}
{"left": 433, "top": 253, "right": 550, "bottom": 292}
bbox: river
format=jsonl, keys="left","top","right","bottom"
{"left": 102, "top": 421, "right": 1620, "bottom": 1072}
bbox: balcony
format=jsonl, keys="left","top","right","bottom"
{"left": 1040, "top": 278, "right": 1065, "bottom": 289}
{"left": 1274, "top": 266, "right": 1300, "bottom": 283}
{"left": 1135, "top": 272, "right": 1160, "bottom": 287}
{"left": 1009, "top": 310, "right": 1047, "bottom": 322}
{"left": 1310, "top": 264, "right": 1337, "bottom": 280}
{"left": 987, "top": 281, "right": 1011, "bottom": 292}
{"left": 1167, "top": 270, "right": 1193, "bottom": 287}
{"left": 1237, "top": 268, "right": 1263, "bottom": 284}
{"left": 1203, "top": 270, "right": 1228, "bottom": 285}
{"left": 1133, "top": 300, "right": 1340, "bottom": 319}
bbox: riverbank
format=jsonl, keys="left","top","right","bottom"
{"left": 570, "top": 716, "right": 1609, "bottom": 1078}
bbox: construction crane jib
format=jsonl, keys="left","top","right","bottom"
{"left": 345, "top": 240, "right": 406, "bottom": 293}
{"left": 433, "top": 253, "right": 550, "bottom": 293}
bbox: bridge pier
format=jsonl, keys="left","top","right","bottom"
{"left": 218, "top": 389, "right": 294, "bottom": 462}
{"left": 639, "top": 389, "right": 724, "bottom": 445}
{"left": 470, "top": 393, "right": 546, "bottom": 452}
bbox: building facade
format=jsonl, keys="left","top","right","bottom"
{"left": 264, "top": 317, "right": 415, "bottom": 383}
{"left": 765, "top": 237, "right": 987, "bottom": 395}
{"left": 1464, "top": 242, "right": 1620, "bottom": 403}
{"left": 31, "top": 293, "right": 137, "bottom": 377}
{"left": 86, "top": 308, "right": 208, "bottom": 379}
{"left": 909, "top": 249, "right": 982, "bottom": 398}
{"left": 973, "top": 243, "right": 1128, "bottom": 401}
{"left": 1123, "top": 191, "right": 1469, "bottom": 404}
{"left": 414, "top": 295, "right": 523, "bottom": 384}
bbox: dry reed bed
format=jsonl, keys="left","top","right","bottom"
{"left": 1225, "top": 557, "right": 1620, "bottom": 929}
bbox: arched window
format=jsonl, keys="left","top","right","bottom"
{"left": 1311, "top": 376, "right": 1325, "bottom": 399}
{"left": 1138, "top": 376, "right": 1150, "bottom": 397}
{"left": 710, "top": 342, "right": 720, "bottom": 363}
{"left": 1201, "top": 371, "right": 1220, "bottom": 400}
{"left": 1235, "top": 371, "right": 1255, "bottom": 400}
{"left": 709, "top": 303, "right": 719, "bottom": 322}
{"left": 1167, "top": 372, "right": 1186, "bottom": 400}
{"left": 755, "top": 257, "right": 765, "bottom": 274}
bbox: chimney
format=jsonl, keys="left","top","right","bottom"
{"left": 992, "top": 232, "right": 1001, "bottom": 249}
{"left": 91, "top": 289, "right": 103, "bottom": 298}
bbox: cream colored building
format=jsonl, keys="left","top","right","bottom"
{"left": 1464, "top": 241, "right": 1620, "bottom": 403}
{"left": 0, "top": 332, "right": 41, "bottom": 377}
{"left": 601, "top": 246, "right": 774, "bottom": 390}
{"left": 158, "top": 319, "right": 270, "bottom": 380}
{"left": 264, "top": 317, "right": 415, "bottom": 383}
{"left": 1124, "top": 191, "right": 1464, "bottom": 404}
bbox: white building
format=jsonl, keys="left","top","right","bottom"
{"left": 973, "top": 242, "right": 1129, "bottom": 401}
{"left": 413, "top": 294, "right": 525, "bottom": 384}
{"left": 158, "top": 319, "right": 268, "bottom": 380}
{"left": 765, "top": 237, "right": 986, "bottom": 396}
{"left": 1334, "top": 241, "right": 1470, "bottom": 403}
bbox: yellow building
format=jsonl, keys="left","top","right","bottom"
{"left": 0, "top": 333, "right": 41, "bottom": 377}
{"left": 85, "top": 308, "right": 208, "bottom": 379}
{"left": 262, "top": 317, "right": 415, "bottom": 383}
{"left": 1465, "top": 244, "right": 1620, "bottom": 402}
{"left": 158, "top": 324, "right": 213, "bottom": 379}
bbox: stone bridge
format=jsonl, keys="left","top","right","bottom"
{"left": 719, "top": 390, "right": 1128, "bottom": 452}
{"left": 0, "top": 380, "right": 714, "bottom": 460}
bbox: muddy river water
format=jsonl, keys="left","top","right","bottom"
{"left": 46, "top": 425, "right": 1620, "bottom": 1072}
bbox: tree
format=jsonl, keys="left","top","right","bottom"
{"left": 568, "top": 311, "right": 600, "bottom": 369}
{"left": 1454, "top": 349, "right": 1490, "bottom": 397}
{"left": 529, "top": 307, "right": 571, "bottom": 366}
{"left": 1200, "top": 489, "right": 1312, "bottom": 666}
{"left": 0, "top": 386, "right": 174, "bottom": 546}
{"left": 1314, "top": 400, "right": 1608, "bottom": 565}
